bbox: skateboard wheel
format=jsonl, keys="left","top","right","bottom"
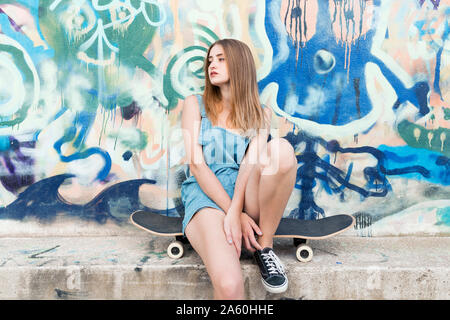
{"left": 296, "top": 244, "right": 313, "bottom": 263}
{"left": 167, "top": 241, "right": 184, "bottom": 259}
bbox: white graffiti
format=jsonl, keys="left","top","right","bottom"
{"left": 50, "top": 0, "right": 167, "bottom": 62}
{"left": 0, "top": 53, "right": 25, "bottom": 117}
{"left": 0, "top": 34, "right": 40, "bottom": 130}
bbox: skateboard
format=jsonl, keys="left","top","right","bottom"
{"left": 130, "top": 210, "right": 355, "bottom": 262}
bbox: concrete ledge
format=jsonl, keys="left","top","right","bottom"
{"left": 0, "top": 233, "right": 448, "bottom": 299}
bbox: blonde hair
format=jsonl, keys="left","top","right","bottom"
{"left": 203, "top": 39, "right": 266, "bottom": 136}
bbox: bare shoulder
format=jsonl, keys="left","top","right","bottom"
{"left": 184, "top": 94, "right": 200, "bottom": 107}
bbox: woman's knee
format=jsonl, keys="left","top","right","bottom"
{"left": 214, "top": 274, "right": 244, "bottom": 299}
{"left": 265, "top": 138, "right": 297, "bottom": 175}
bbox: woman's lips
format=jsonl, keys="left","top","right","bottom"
{"left": 210, "top": 72, "right": 218, "bottom": 77}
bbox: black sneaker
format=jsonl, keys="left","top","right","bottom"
{"left": 254, "top": 247, "right": 288, "bottom": 293}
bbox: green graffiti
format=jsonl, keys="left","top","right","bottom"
{"left": 116, "top": 91, "right": 133, "bottom": 108}
{"left": 193, "top": 23, "right": 220, "bottom": 45}
{"left": 162, "top": 24, "right": 219, "bottom": 111}
{"left": 436, "top": 206, "right": 450, "bottom": 226}
{"left": 397, "top": 120, "right": 450, "bottom": 156}
{"left": 164, "top": 45, "right": 208, "bottom": 111}
{"left": 35, "top": 2, "right": 223, "bottom": 116}
{"left": 38, "top": 0, "right": 162, "bottom": 109}
{"left": 0, "top": 42, "right": 36, "bottom": 127}
{"left": 444, "top": 107, "right": 450, "bottom": 120}
{"left": 108, "top": 128, "right": 148, "bottom": 151}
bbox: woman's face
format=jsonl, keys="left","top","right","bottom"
{"left": 207, "top": 44, "right": 230, "bottom": 86}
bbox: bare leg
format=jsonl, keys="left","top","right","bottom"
{"left": 244, "top": 138, "right": 297, "bottom": 249}
{"left": 185, "top": 208, "right": 245, "bottom": 299}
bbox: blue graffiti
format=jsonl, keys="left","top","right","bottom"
{"left": 419, "top": 0, "right": 441, "bottom": 10}
{"left": 436, "top": 206, "right": 450, "bottom": 226}
{"left": 0, "top": 174, "right": 183, "bottom": 223}
{"left": 284, "top": 131, "right": 431, "bottom": 220}
{"left": 0, "top": 134, "right": 35, "bottom": 193}
{"left": 53, "top": 111, "right": 112, "bottom": 181}
{"left": 259, "top": 0, "right": 446, "bottom": 221}
{"left": 261, "top": 0, "right": 431, "bottom": 129}
{"left": 0, "top": 9, "right": 53, "bottom": 64}
{"left": 379, "top": 145, "right": 450, "bottom": 185}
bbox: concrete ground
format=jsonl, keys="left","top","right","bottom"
{"left": 0, "top": 224, "right": 448, "bottom": 300}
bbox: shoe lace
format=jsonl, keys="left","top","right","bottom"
{"left": 261, "top": 251, "right": 286, "bottom": 276}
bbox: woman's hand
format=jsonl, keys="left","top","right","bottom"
{"left": 223, "top": 209, "right": 243, "bottom": 257}
{"left": 240, "top": 213, "right": 263, "bottom": 253}
{"left": 224, "top": 209, "right": 263, "bottom": 258}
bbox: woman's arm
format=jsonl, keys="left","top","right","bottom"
{"left": 228, "top": 107, "right": 272, "bottom": 215}
{"left": 224, "top": 107, "right": 272, "bottom": 255}
{"left": 182, "top": 95, "right": 232, "bottom": 213}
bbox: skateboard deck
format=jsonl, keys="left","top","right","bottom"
{"left": 130, "top": 210, "right": 355, "bottom": 262}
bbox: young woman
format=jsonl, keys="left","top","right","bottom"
{"left": 181, "top": 39, "right": 297, "bottom": 299}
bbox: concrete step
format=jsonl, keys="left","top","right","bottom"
{"left": 0, "top": 232, "right": 448, "bottom": 300}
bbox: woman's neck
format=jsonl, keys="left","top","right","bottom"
{"left": 218, "top": 83, "right": 232, "bottom": 112}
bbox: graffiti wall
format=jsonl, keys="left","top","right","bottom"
{"left": 0, "top": 0, "right": 448, "bottom": 237}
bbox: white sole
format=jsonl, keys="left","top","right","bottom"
{"left": 261, "top": 278, "right": 288, "bottom": 294}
